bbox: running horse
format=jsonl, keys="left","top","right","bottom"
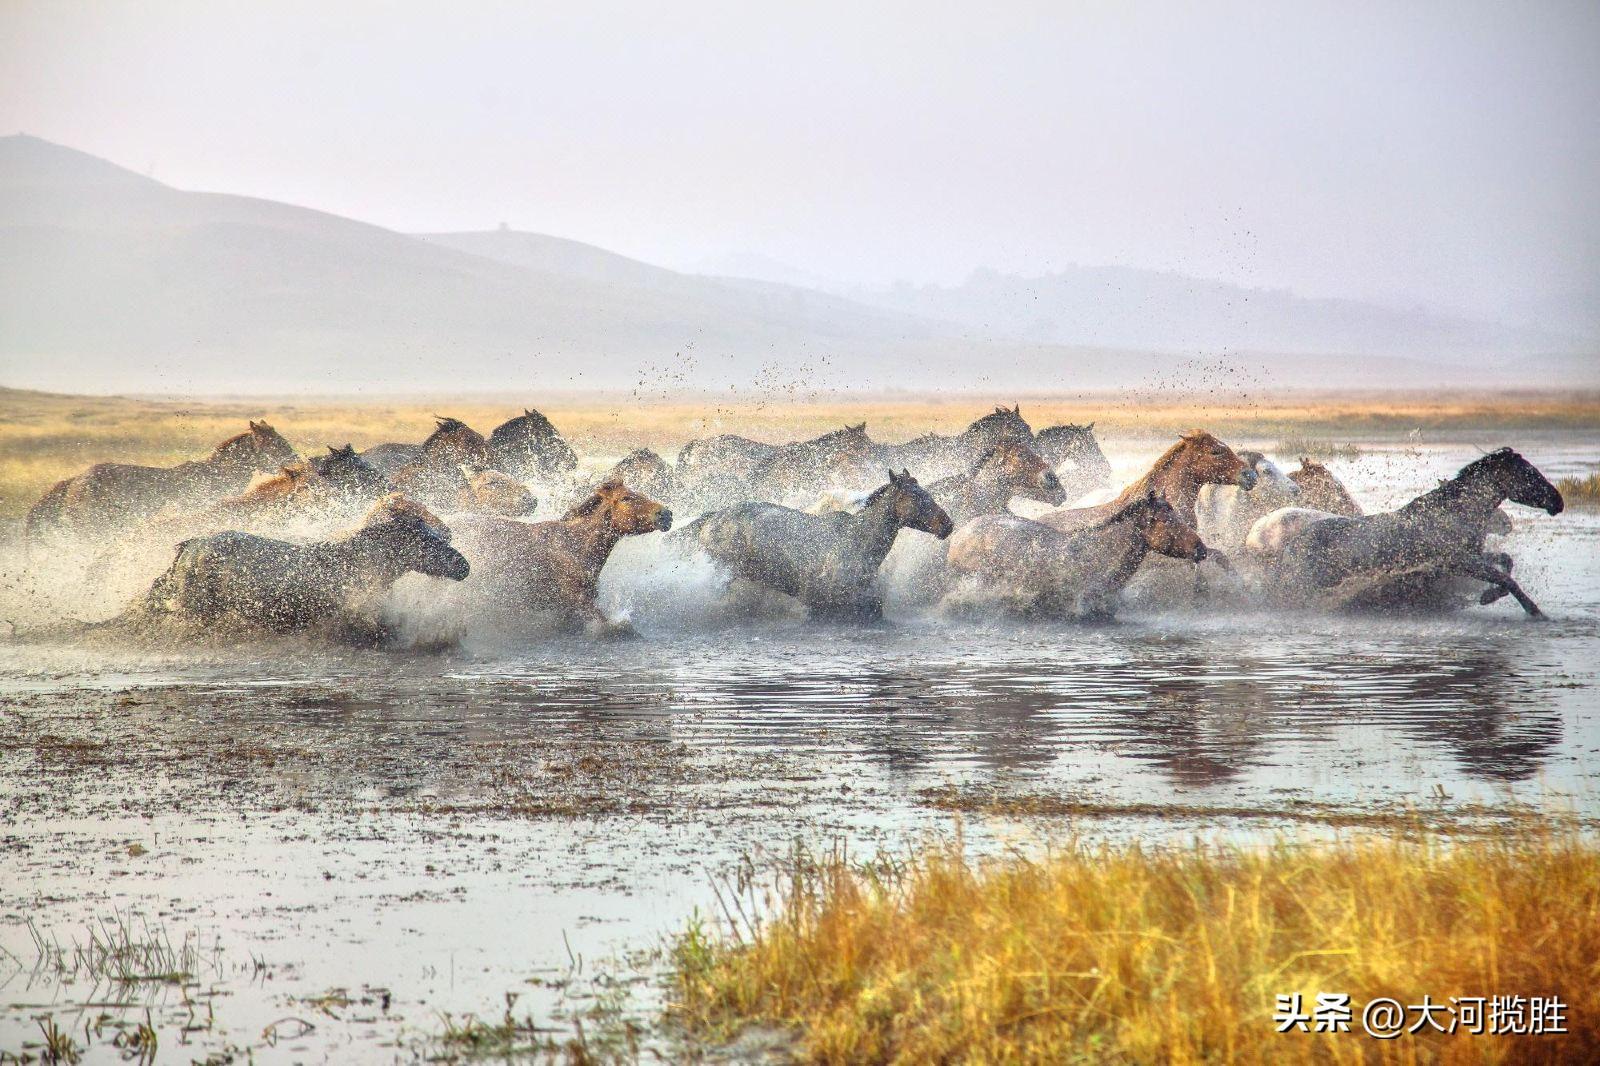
{"left": 943, "top": 491, "right": 1211, "bottom": 620}
{"left": 1039, "top": 431, "right": 1257, "bottom": 535}
{"left": 387, "top": 417, "right": 493, "bottom": 509}
{"left": 450, "top": 479, "right": 671, "bottom": 634}
{"left": 878, "top": 405, "right": 1035, "bottom": 483}
{"left": 487, "top": 408, "right": 580, "bottom": 482}
{"left": 1272, "top": 448, "right": 1563, "bottom": 617}
{"left": 1032, "top": 422, "right": 1114, "bottom": 504}
{"left": 127, "top": 494, "right": 469, "bottom": 641}
{"left": 26, "top": 420, "right": 299, "bottom": 537}
{"left": 681, "top": 469, "right": 952, "bottom": 620}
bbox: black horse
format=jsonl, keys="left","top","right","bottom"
{"left": 680, "top": 469, "right": 953, "bottom": 619}
{"left": 488, "top": 408, "right": 579, "bottom": 481}
{"left": 1272, "top": 448, "right": 1563, "bottom": 617}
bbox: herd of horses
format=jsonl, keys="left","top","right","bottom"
{"left": 20, "top": 404, "right": 1566, "bottom": 643}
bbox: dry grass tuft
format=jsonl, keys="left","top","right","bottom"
{"left": 1556, "top": 473, "right": 1600, "bottom": 507}
{"left": 670, "top": 828, "right": 1600, "bottom": 1063}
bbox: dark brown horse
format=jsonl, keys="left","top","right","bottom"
{"left": 451, "top": 479, "right": 671, "bottom": 633}
{"left": 488, "top": 408, "right": 580, "bottom": 482}
{"left": 1272, "top": 449, "right": 1563, "bottom": 617}
{"left": 27, "top": 421, "right": 299, "bottom": 537}
{"left": 680, "top": 469, "right": 952, "bottom": 620}
{"left": 944, "top": 491, "right": 1210, "bottom": 620}
{"left": 388, "top": 417, "right": 493, "bottom": 508}
{"left": 129, "top": 494, "right": 468, "bottom": 640}
{"left": 878, "top": 405, "right": 1035, "bottom": 483}
{"left": 926, "top": 439, "right": 1067, "bottom": 524}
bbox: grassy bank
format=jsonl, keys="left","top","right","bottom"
{"left": 670, "top": 829, "right": 1600, "bottom": 1063}
{"left": 1557, "top": 473, "right": 1600, "bottom": 507}
{"left": 2, "top": 386, "right": 1597, "bottom": 518}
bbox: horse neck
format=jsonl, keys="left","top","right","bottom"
{"left": 1109, "top": 450, "right": 1198, "bottom": 522}
{"left": 312, "top": 530, "right": 409, "bottom": 593}
{"left": 1079, "top": 515, "right": 1151, "bottom": 592}
{"left": 846, "top": 494, "right": 907, "bottom": 567}
{"left": 932, "top": 471, "right": 1007, "bottom": 523}
{"left": 1406, "top": 468, "right": 1506, "bottom": 528}
{"left": 564, "top": 512, "right": 627, "bottom": 570}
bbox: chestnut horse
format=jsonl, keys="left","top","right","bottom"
{"left": 388, "top": 417, "right": 493, "bottom": 508}
{"left": 680, "top": 469, "right": 952, "bottom": 620}
{"left": 129, "top": 494, "right": 468, "bottom": 640}
{"left": 943, "top": 491, "right": 1210, "bottom": 620}
{"left": 27, "top": 421, "right": 298, "bottom": 537}
{"left": 1272, "top": 448, "right": 1563, "bottom": 617}
{"left": 450, "top": 479, "right": 671, "bottom": 633}
{"left": 1038, "top": 431, "right": 1257, "bottom": 535}
{"left": 1287, "top": 458, "right": 1363, "bottom": 516}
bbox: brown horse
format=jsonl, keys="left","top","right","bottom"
{"left": 1039, "top": 431, "right": 1257, "bottom": 535}
{"left": 879, "top": 405, "right": 1035, "bottom": 483}
{"left": 450, "top": 479, "right": 671, "bottom": 633}
{"left": 128, "top": 494, "right": 468, "bottom": 641}
{"left": 675, "top": 424, "right": 876, "bottom": 507}
{"left": 458, "top": 466, "right": 538, "bottom": 517}
{"left": 389, "top": 417, "right": 492, "bottom": 508}
{"left": 1288, "top": 458, "right": 1363, "bottom": 516}
{"left": 927, "top": 439, "right": 1067, "bottom": 524}
{"left": 943, "top": 491, "right": 1210, "bottom": 620}
{"left": 488, "top": 408, "right": 580, "bottom": 481}
{"left": 26, "top": 421, "right": 299, "bottom": 537}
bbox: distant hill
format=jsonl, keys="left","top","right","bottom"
{"left": 1, "top": 135, "right": 1593, "bottom": 394}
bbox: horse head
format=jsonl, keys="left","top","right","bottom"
{"left": 1176, "top": 430, "right": 1257, "bottom": 491}
{"left": 461, "top": 465, "right": 538, "bottom": 517}
{"left": 872, "top": 469, "right": 953, "bottom": 539}
{"left": 563, "top": 479, "right": 672, "bottom": 534}
{"left": 359, "top": 494, "right": 470, "bottom": 580}
{"left": 1034, "top": 423, "right": 1113, "bottom": 487}
{"left": 1126, "top": 490, "right": 1209, "bottom": 563}
{"left": 1237, "top": 451, "right": 1300, "bottom": 497}
{"left": 422, "top": 417, "right": 491, "bottom": 467}
{"left": 1469, "top": 448, "right": 1564, "bottom": 515}
{"left": 973, "top": 440, "right": 1066, "bottom": 506}
{"left": 215, "top": 420, "right": 298, "bottom": 471}
{"left": 966, "top": 404, "right": 1033, "bottom": 446}
{"left": 488, "top": 408, "right": 578, "bottom": 475}
{"left": 311, "top": 444, "right": 392, "bottom": 497}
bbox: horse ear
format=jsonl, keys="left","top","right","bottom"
{"left": 1013, "top": 403, "right": 1020, "bottom": 414}
{"left": 887, "top": 469, "right": 899, "bottom": 485}
{"left": 900, "top": 468, "right": 913, "bottom": 483}
{"left": 1087, "top": 421, "right": 1095, "bottom": 431}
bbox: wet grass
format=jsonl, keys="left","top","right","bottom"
{"left": 1556, "top": 472, "right": 1600, "bottom": 506}
{"left": 916, "top": 785, "right": 1587, "bottom": 834}
{"left": 669, "top": 826, "right": 1600, "bottom": 1063}
{"left": 22, "top": 911, "right": 218, "bottom": 988}
{"left": 1272, "top": 436, "right": 1365, "bottom": 460}
{"left": 3, "top": 385, "right": 1596, "bottom": 517}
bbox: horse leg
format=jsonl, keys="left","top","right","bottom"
{"left": 1455, "top": 557, "right": 1543, "bottom": 619}
{"left": 1474, "top": 552, "right": 1516, "bottom": 606}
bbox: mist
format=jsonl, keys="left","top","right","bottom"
{"left": 1, "top": 1, "right": 1597, "bottom": 393}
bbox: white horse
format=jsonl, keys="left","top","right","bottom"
{"left": 1197, "top": 450, "right": 1300, "bottom": 551}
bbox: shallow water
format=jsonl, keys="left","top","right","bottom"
{"left": 2, "top": 432, "right": 1598, "bottom": 1062}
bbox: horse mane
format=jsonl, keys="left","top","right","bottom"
{"left": 361, "top": 493, "right": 450, "bottom": 536}
{"left": 564, "top": 483, "right": 620, "bottom": 520}
{"left": 1408, "top": 448, "right": 1518, "bottom": 510}
{"left": 967, "top": 438, "right": 1036, "bottom": 475}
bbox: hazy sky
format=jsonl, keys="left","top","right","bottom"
{"left": 3, "top": 0, "right": 1597, "bottom": 319}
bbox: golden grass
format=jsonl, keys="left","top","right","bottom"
{"left": 670, "top": 828, "right": 1600, "bottom": 1064}
{"left": 1, "top": 386, "right": 1596, "bottom": 519}
{"left": 1557, "top": 473, "right": 1600, "bottom": 507}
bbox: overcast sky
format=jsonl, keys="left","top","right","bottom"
{"left": 3, "top": 1, "right": 1596, "bottom": 320}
